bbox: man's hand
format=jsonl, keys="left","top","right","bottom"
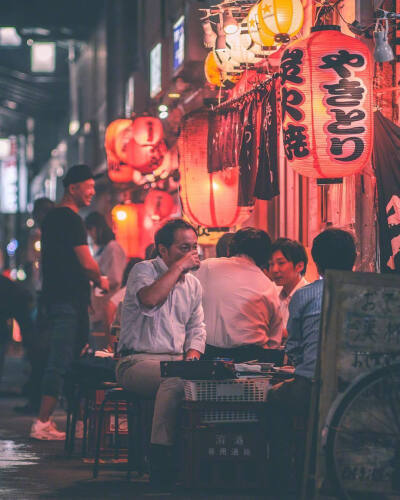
{"left": 99, "top": 275, "right": 110, "bottom": 293}
{"left": 174, "top": 250, "right": 200, "bottom": 275}
{"left": 185, "top": 348, "right": 201, "bottom": 360}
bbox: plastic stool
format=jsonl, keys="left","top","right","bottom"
{"left": 65, "top": 380, "right": 118, "bottom": 457}
{"left": 93, "top": 387, "right": 142, "bottom": 478}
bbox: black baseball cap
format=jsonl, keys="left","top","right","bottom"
{"left": 62, "top": 164, "right": 102, "bottom": 187}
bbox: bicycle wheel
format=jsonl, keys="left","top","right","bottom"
{"left": 325, "top": 363, "right": 400, "bottom": 500}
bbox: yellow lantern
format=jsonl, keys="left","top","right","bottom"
{"left": 257, "top": 0, "right": 304, "bottom": 44}
{"left": 247, "top": 3, "right": 276, "bottom": 49}
{"left": 204, "top": 51, "right": 242, "bottom": 87}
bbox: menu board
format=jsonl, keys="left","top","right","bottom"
{"left": 312, "top": 270, "right": 400, "bottom": 499}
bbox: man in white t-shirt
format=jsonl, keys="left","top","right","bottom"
{"left": 196, "top": 228, "right": 283, "bottom": 361}
{"left": 268, "top": 238, "right": 308, "bottom": 336}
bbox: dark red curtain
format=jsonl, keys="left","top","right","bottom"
{"left": 373, "top": 111, "right": 400, "bottom": 273}
{"left": 207, "top": 77, "right": 279, "bottom": 206}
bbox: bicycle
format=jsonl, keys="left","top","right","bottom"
{"left": 323, "top": 362, "right": 400, "bottom": 500}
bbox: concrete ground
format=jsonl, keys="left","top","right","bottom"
{"left": 0, "top": 344, "right": 279, "bottom": 500}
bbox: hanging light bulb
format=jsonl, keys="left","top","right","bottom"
{"left": 223, "top": 9, "right": 238, "bottom": 35}
{"left": 373, "top": 19, "right": 394, "bottom": 62}
{"left": 202, "top": 20, "right": 217, "bottom": 48}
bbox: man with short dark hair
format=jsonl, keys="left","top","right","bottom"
{"left": 269, "top": 238, "right": 308, "bottom": 329}
{"left": 215, "top": 232, "right": 234, "bottom": 258}
{"left": 30, "top": 164, "right": 109, "bottom": 440}
{"left": 116, "top": 218, "right": 206, "bottom": 486}
{"left": 196, "top": 227, "right": 283, "bottom": 361}
{"left": 267, "top": 228, "right": 357, "bottom": 494}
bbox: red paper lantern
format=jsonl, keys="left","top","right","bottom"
{"left": 144, "top": 190, "right": 175, "bottom": 222}
{"left": 105, "top": 119, "right": 131, "bottom": 156}
{"left": 105, "top": 119, "right": 134, "bottom": 183}
{"left": 108, "top": 162, "right": 133, "bottom": 183}
{"left": 131, "top": 115, "right": 164, "bottom": 146}
{"left": 105, "top": 118, "right": 167, "bottom": 176}
{"left": 111, "top": 203, "right": 154, "bottom": 258}
{"left": 179, "top": 110, "right": 253, "bottom": 227}
{"left": 280, "top": 25, "right": 373, "bottom": 178}
{"left": 126, "top": 139, "right": 167, "bottom": 174}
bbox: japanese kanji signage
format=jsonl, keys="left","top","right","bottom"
{"left": 280, "top": 25, "right": 373, "bottom": 179}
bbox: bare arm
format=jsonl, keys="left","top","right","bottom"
{"left": 74, "top": 245, "right": 109, "bottom": 291}
{"left": 138, "top": 250, "right": 200, "bottom": 309}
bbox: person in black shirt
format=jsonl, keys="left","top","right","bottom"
{"left": 30, "top": 164, "right": 109, "bottom": 441}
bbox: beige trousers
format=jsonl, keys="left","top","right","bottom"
{"left": 116, "top": 353, "right": 184, "bottom": 446}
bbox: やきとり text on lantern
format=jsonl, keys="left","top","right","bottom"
{"left": 280, "top": 25, "right": 373, "bottom": 179}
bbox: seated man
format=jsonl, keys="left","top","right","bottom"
{"left": 268, "top": 238, "right": 308, "bottom": 336}
{"left": 267, "top": 228, "right": 357, "bottom": 494}
{"left": 196, "top": 227, "right": 283, "bottom": 362}
{"left": 116, "top": 219, "right": 206, "bottom": 485}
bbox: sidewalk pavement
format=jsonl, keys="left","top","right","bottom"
{"left": 0, "top": 345, "right": 271, "bottom": 500}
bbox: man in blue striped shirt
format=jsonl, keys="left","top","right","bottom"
{"left": 267, "top": 229, "right": 356, "bottom": 496}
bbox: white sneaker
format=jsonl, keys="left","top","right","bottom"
{"left": 30, "top": 419, "right": 66, "bottom": 440}
{"left": 75, "top": 420, "right": 84, "bottom": 439}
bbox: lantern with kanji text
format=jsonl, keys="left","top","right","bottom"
{"left": 179, "top": 110, "right": 253, "bottom": 228}
{"left": 126, "top": 139, "right": 167, "bottom": 174}
{"left": 280, "top": 25, "right": 373, "bottom": 179}
{"left": 130, "top": 115, "right": 164, "bottom": 146}
{"left": 144, "top": 189, "right": 176, "bottom": 222}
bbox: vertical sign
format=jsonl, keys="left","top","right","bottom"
{"left": 125, "top": 75, "right": 135, "bottom": 118}
{"left": 173, "top": 15, "right": 185, "bottom": 72}
{"left": 0, "top": 136, "right": 22, "bottom": 214}
{"left": 150, "top": 43, "right": 162, "bottom": 98}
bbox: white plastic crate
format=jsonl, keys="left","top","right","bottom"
{"left": 200, "top": 409, "right": 259, "bottom": 424}
{"left": 184, "top": 378, "right": 270, "bottom": 402}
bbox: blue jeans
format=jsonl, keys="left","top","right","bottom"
{"left": 41, "top": 302, "right": 89, "bottom": 399}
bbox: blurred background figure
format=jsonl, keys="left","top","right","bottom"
{"left": 215, "top": 232, "right": 234, "bottom": 258}
{"left": 15, "top": 198, "right": 55, "bottom": 414}
{"left": 0, "top": 275, "right": 34, "bottom": 391}
{"left": 85, "top": 212, "right": 126, "bottom": 349}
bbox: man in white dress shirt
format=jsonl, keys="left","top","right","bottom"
{"left": 116, "top": 219, "right": 206, "bottom": 486}
{"left": 196, "top": 227, "right": 283, "bottom": 361}
{"left": 268, "top": 238, "right": 308, "bottom": 333}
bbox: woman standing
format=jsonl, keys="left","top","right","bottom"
{"left": 85, "top": 212, "right": 126, "bottom": 349}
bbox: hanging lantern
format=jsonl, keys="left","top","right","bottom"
{"left": 130, "top": 115, "right": 164, "bottom": 146}
{"left": 204, "top": 51, "right": 242, "bottom": 88}
{"left": 247, "top": 3, "right": 277, "bottom": 49}
{"left": 280, "top": 25, "right": 373, "bottom": 178}
{"left": 126, "top": 139, "right": 167, "bottom": 174}
{"left": 179, "top": 110, "right": 253, "bottom": 228}
{"left": 258, "top": 0, "right": 304, "bottom": 44}
{"left": 108, "top": 163, "right": 134, "bottom": 183}
{"left": 226, "top": 24, "right": 257, "bottom": 65}
{"left": 105, "top": 119, "right": 134, "bottom": 183}
{"left": 144, "top": 189, "right": 176, "bottom": 222}
{"left": 111, "top": 203, "right": 154, "bottom": 258}
{"left": 213, "top": 47, "right": 240, "bottom": 73}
